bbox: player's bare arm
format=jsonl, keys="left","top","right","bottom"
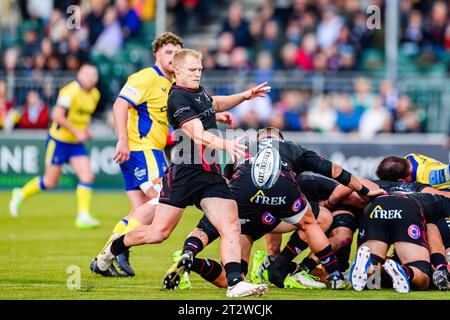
{"left": 113, "top": 97, "right": 132, "bottom": 164}
{"left": 330, "top": 163, "right": 386, "bottom": 197}
{"left": 51, "top": 105, "right": 88, "bottom": 143}
{"left": 215, "top": 111, "right": 236, "bottom": 128}
{"left": 212, "top": 82, "right": 271, "bottom": 112}
{"left": 181, "top": 117, "right": 246, "bottom": 162}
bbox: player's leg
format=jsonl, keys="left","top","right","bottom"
{"left": 163, "top": 215, "right": 220, "bottom": 289}
{"left": 200, "top": 197, "right": 268, "bottom": 297}
{"left": 70, "top": 155, "right": 99, "bottom": 229}
{"left": 291, "top": 203, "right": 348, "bottom": 289}
{"left": 95, "top": 203, "right": 184, "bottom": 272}
{"left": 427, "top": 223, "right": 450, "bottom": 290}
{"left": 326, "top": 211, "right": 356, "bottom": 273}
{"left": 387, "top": 242, "right": 431, "bottom": 292}
{"left": 9, "top": 137, "right": 62, "bottom": 217}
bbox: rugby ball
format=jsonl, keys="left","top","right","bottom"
{"left": 251, "top": 146, "right": 281, "bottom": 190}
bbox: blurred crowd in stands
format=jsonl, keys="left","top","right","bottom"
{"left": 1, "top": 0, "right": 446, "bottom": 135}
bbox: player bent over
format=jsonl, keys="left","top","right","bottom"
{"left": 94, "top": 49, "right": 270, "bottom": 297}
{"left": 9, "top": 64, "right": 100, "bottom": 229}
{"left": 350, "top": 193, "right": 450, "bottom": 292}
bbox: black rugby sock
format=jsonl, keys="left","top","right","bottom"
{"left": 182, "top": 236, "right": 204, "bottom": 257}
{"left": 110, "top": 235, "right": 129, "bottom": 256}
{"left": 315, "top": 245, "right": 340, "bottom": 275}
{"left": 431, "top": 253, "right": 448, "bottom": 271}
{"left": 224, "top": 262, "right": 243, "bottom": 287}
{"left": 300, "top": 256, "right": 318, "bottom": 272}
{"left": 280, "top": 232, "right": 308, "bottom": 261}
{"left": 191, "top": 258, "right": 223, "bottom": 283}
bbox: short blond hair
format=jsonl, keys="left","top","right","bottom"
{"left": 151, "top": 32, "right": 183, "bottom": 55}
{"left": 173, "top": 49, "right": 203, "bottom": 67}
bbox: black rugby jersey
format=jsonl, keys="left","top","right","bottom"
{"left": 372, "top": 180, "right": 429, "bottom": 194}
{"left": 167, "top": 84, "right": 221, "bottom": 174}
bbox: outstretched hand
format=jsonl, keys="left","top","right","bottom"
{"left": 242, "top": 82, "right": 271, "bottom": 100}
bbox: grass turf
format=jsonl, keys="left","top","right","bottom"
{"left": 0, "top": 191, "right": 449, "bottom": 300}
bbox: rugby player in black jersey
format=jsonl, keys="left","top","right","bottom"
{"left": 94, "top": 49, "right": 272, "bottom": 298}
{"left": 350, "top": 192, "right": 450, "bottom": 292}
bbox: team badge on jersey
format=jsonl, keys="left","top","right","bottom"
{"left": 262, "top": 211, "right": 276, "bottom": 225}
{"left": 408, "top": 224, "right": 421, "bottom": 240}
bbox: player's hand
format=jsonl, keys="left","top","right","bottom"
{"left": 84, "top": 129, "right": 93, "bottom": 141}
{"left": 74, "top": 130, "right": 89, "bottom": 143}
{"left": 216, "top": 112, "right": 236, "bottom": 128}
{"left": 225, "top": 135, "right": 247, "bottom": 163}
{"left": 366, "top": 188, "right": 387, "bottom": 197}
{"left": 242, "top": 82, "right": 271, "bottom": 100}
{"left": 114, "top": 138, "right": 130, "bottom": 164}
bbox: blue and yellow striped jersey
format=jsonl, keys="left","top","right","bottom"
{"left": 118, "top": 66, "right": 173, "bottom": 151}
{"left": 405, "top": 153, "right": 450, "bottom": 189}
{"left": 49, "top": 80, "right": 100, "bottom": 143}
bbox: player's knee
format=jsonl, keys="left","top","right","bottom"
{"left": 43, "top": 176, "right": 59, "bottom": 189}
{"left": 80, "top": 172, "right": 94, "bottom": 184}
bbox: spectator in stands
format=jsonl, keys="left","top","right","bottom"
{"left": 392, "top": 95, "right": 422, "bottom": 133}
{"left": 279, "top": 43, "right": 298, "bottom": 69}
{"left": 17, "top": 90, "right": 50, "bottom": 129}
{"left": 358, "top": 97, "right": 393, "bottom": 139}
{"left": 232, "top": 82, "right": 273, "bottom": 129}
{"left": 85, "top": 0, "right": 107, "bottom": 46}
{"left": 0, "top": 81, "right": 18, "bottom": 131}
{"left": 116, "top": 0, "right": 142, "bottom": 39}
{"left": 93, "top": 6, "right": 124, "bottom": 57}
{"left": 316, "top": 5, "right": 344, "bottom": 49}
{"left": 295, "top": 33, "right": 317, "bottom": 70}
{"left": 268, "top": 108, "right": 286, "bottom": 130}
{"left": 335, "top": 93, "right": 364, "bottom": 133}
{"left": 212, "top": 32, "right": 235, "bottom": 70}
{"left": 229, "top": 47, "right": 251, "bottom": 71}
{"left": 401, "top": 10, "right": 424, "bottom": 56}
{"left": 352, "top": 77, "right": 376, "bottom": 110}
{"left": 220, "top": 1, "right": 253, "bottom": 48}
{"left": 46, "top": 8, "right": 68, "bottom": 44}
{"left": 307, "top": 94, "right": 337, "bottom": 133}
{"left": 379, "top": 79, "right": 400, "bottom": 113}
{"left": 257, "top": 20, "right": 284, "bottom": 63}
{"left": 423, "top": 1, "right": 447, "bottom": 60}
{"left": 3, "top": 48, "right": 20, "bottom": 75}
{"left": 21, "top": 29, "right": 41, "bottom": 70}
{"left": 132, "top": 0, "right": 155, "bottom": 21}
{"left": 275, "top": 90, "right": 309, "bottom": 131}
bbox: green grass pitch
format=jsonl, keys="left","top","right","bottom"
{"left": 0, "top": 191, "right": 449, "bottom": 300}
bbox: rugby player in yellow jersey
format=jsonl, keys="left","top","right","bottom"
{"left": 90, "top": 32, "right": 184, "bottom": 277}
{"left": 9, "top": 64, "right": 101, "bottom": 229}
{"left": 376, "top": 153, "right": 450, "bottom": 190}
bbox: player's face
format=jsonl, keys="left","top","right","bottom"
{"left": 155, "top": 43, "right": 182, "bottom": 75}
{"left": 78, "top": 66, "right": 99, "bottom": 90}
{"left": 175, "top": 56, "right": 203, "bottom": 89}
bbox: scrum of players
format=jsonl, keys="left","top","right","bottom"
{"left": 157, "top": 130, "right": 450, "bottom": 294}
{"left": 89, "top": 32, "right": 450, "bottom": 296}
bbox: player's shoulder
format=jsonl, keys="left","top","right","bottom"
{"left": 127, "top": 67, "right": 157, "bottom": 82}
{"left": 59, "top": 80, "right": 79, "bottom": 93}
{"left": 91, "top": 87, "right": 101, "bottom": 100}
{"left": 168, "top": 85, "right": 196, "bottom": 103}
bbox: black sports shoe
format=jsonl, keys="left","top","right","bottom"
{"left": 90, "top": 257, "right": 127, "bottom": 277}
{"left": 163, "top": 251, "right": 193, "bottom": 289}
{"left": 115, "top": 249, "right": 135, "bottom": 277}
{"left": 433, "top": 269, "right": 450, "bottom": 291}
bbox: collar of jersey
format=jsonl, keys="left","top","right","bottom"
{"left": 172, "top": 83, "right": 202, "bottom": 93}
{"left": 152, "top": 65, "right": 172, "bottom": 82}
